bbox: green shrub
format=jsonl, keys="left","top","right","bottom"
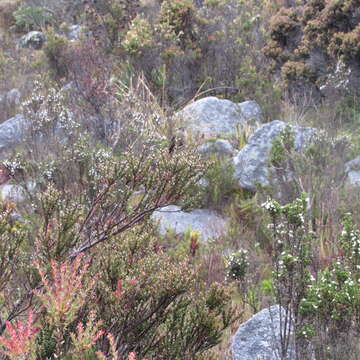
{"left": 329, "top": 24, "right": 360, "bottom": 62}
{"left": 199, "top": 155, "right": 236, "bottom": 208}
{"left": 92, "top": 229, "right": 236, "bottom": 359}
{"left": 123, "top": 15, "right": 154, "bottom": 56}
{"left": 0, "top": 51, "right": 13, "bottom": 81}
{"left": 269, "top": 126, "right": 295, "bottom": 168}
{"left": 269, "top": 8, "right": 299, "bottom": 45}
{"left": 43, "top": 29, "right": 68, "bottom": 78}
{"left": 281, "top": 61, "right": 317, "bottom": 84}
{"left": 14, "top": 5, "right": 54, "bottom": 32}
{"left": 159, "top": 0, "right": 197, "bottom": 48}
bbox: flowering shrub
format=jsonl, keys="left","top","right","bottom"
{"left": 340, "top": 213, "right": 360, "bottom": 274}
{"left": 263, "top": 195, "right": 360, "bottom": 359}
{"left": 300, "top": 264, "right": 359, "bottom": 324}
{"left": 262, "top": 194, "right": 312, "bottom": 359}
{"left": 0, "top": 78, "right": 236, "bottom": 359}
{"left": 225, "top": 249, "right": 249, "bottom": 281}
{"left": 300, "top": 214, "right": 359, "bottom": 321}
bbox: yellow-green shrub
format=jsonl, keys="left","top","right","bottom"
{"left": 43, "top": 29, "right": 69, "bottom": 78}
{"left": 123, "top": 15, "right": 153, "bottom": 56}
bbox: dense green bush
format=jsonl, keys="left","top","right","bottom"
{"left": 14, "top": 5, "right": 54, "bottom": 32}
{"left": 42, "top": 29, "right": 69, "bottom": 78}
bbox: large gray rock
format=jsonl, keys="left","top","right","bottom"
{"left": 67, "top": 25, "right": 82, "bottom": 41}
{"left": 1, "top": 184, "right": 27, "bottom": 203}
{"left": 232, "top": 305, "right": 295, "bottom": 360}
{"left": 5, "top": 89, "right": 21, "bottom": 108}
{"left": 233, "top": 120, "right": 315, "bottom": 191}
{"left": 198, "top": 139, "right": 235, "bottom": 158}
{"left": 0, "top": 114, "right": 28, "bottom": 155}
{"left": 0, "top": 89, "right": 21, "bottom": 120}
{"left": 345, "top": 156, "right": 360, "bottom": 187}
{"left": 151, "top": 205, "right": 227, "bottom": 241}
{"left": 176, "top": 97, "right": 262, "bottom": 138}
{"left": 347, "top": 171, "right": 360, "bottom": 187}
{"left": 0, "top": 182, "right": 36, "bottom": 203}
{"left": 19, "top": 31, "right": 46, "bottom": 50}
{"left": 0, "top": 94, "right": 5, "bottom": 119}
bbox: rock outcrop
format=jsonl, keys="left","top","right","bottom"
{"left": 0, "top": 181, "right": 36, "bottom": 203}
{"left": 1, "top": 184, "right": 27, "bottom": 203}
{"left": 151, "top": 205, "right": 227, "bottom": 241}
{"left": 19, "top": 31, "right": 46, "bottom": 50}
{"left": 197, "top": 139, "right": 235, "bottom": 158}
{"left": 345, "top": 155, "right": 360, "bottom": 187}
{"left": 67, "top": 24, "right": 82, "bottom": 41}
{"left": 0, "top": 89, "right": 21, "bottom": 122}
{"left": 0, "top": 114, "right": 28, "bottom": 157}
{"left": 176, "top": 97, "right": 262, "bottom": 138}
{"left": 0, "top": 88, "right": 21, "bottom": 108}
{"left": 233, "top": 120, "right": 315, "bottom": 191}
{"left": 232, "top": 305, "right": 295, "bottom": 360}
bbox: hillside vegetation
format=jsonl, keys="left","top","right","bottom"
{"left": 0, "top": 1, "right": 359, "bottom": 360}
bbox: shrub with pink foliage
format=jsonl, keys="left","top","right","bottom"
{"left": 0, "top": 310, "right": 39, "bottom": 360}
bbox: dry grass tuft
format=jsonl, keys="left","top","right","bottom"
{"left": 0, "top": 0, "right": 20, "bottom": 29}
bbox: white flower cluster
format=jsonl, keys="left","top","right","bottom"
{"left": 341, "top": 218, "right": 360, "bottom": 261}
{"left": 262, "top": 199, "right": 275, "bottom": 211}
{"left": 277, "top": 251, "right": 299, "bottom": 275}
{"left": 41, "top": 160, "right": 57, "bottom": 180}
{"left": 225, "top": 249, "right": 249, "bottom": 281}
{"left": 58, "top": 109, "right": 79, "bottom": 134}
{"left": 267, "top": 222, "right": 287, "bottom": 238}
{"left": 3, "top": 159, "right": 23, "bottom": 176}
{"left": 23, "top": 85, "right": 80, "bottom": 136}
{"left": 261, "top": 198, "right": 279, "bottom": 214}
{"left": 66, "top": 135, "right": 90, "bottom": 162}
{"left": 319, "top": 60, "right": 351, "bottom": 93}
